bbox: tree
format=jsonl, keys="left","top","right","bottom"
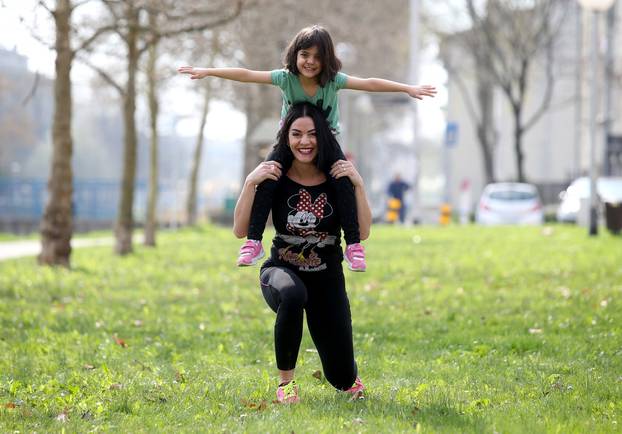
{"left": 143, "top": 7, "right": 160, "bottom": 246}
{"left": 88, "top": 0, "right": 244, "bottom": 254}
{"left": 186, "top": 81, "right": 211, "bottom": 226}
{"left": 437, "top": 30, "right": 498, "bottom": 184}
{"left": 37, "top": 0, "right": 114, "bottom": 267}
{"left": 464, "top": 0, "right": 567, "bottom": 182}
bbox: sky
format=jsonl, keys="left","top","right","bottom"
{"left": 0, "top": 0, "right": 448, "bottom": 143}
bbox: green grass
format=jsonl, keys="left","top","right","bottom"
{"left": 1, "top": 224, "right": 621, "bottom": 433}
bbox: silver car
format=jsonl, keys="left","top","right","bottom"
{"left": 476, "top": 182, "right": 544, "bottom": 225}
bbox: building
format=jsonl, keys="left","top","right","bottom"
{"left": 442, "top": 2, "right": 622, "bottom": 214}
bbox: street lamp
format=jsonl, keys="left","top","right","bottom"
{"left": 576, "top": 0, "right": 615, "bottom": 236}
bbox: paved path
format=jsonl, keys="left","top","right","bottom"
{"left": 0, "top": 237, "right": 128, "bottom": 261}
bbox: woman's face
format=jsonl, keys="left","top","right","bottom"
{"left": 288, "top": 116, "right": 318, "bottom": 164}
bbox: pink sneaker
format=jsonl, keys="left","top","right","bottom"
{"left": 343, "top": 376, "right": 365, "bottom": 400}
{"left": 344, "top": 243, "right": 366, "bottom": 272}
{"left": 276, "top": 380, "right": 299, "bottom": 404}
{"left": 236, "top": 240, "right": 264, "bottom": 266}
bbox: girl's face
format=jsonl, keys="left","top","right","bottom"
{"left": 288, "top": 116, "right": 318, "bottom": 164}
{"left": 296, "top": 46, "right": 322, "bottom": 80}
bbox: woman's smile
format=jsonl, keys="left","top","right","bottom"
{"left": 289, "top": 116, "right": 318, "bottom": 162}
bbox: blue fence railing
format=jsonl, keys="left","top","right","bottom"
{"left": 0, "top": 177, "right": 147, "bottom": 222}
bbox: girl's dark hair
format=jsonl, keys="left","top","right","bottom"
{"left": 283, "top": 25, "right": 342, "bottom": 87}
{"left": 273, "top": 102, "right": 340, "bottom": 173}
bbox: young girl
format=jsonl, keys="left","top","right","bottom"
{"left": 179, "top": 25, "right": 436, "bottom": 271}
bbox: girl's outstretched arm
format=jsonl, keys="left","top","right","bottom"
{"left": 178, "top": 66, "right": 272, "bottom": 84}
{"left": 344, "top": 75, "right": 437, "bottom": 100}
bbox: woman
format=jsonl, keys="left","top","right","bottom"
{"left": 233, "top": 102, "right": 372, "bottom": 403}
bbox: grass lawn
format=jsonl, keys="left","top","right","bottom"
{"left": 1, "top": 224, "right": 621, "bottom": 433}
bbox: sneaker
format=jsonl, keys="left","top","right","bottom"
{"left": 276, "top": 380, "right": 299, "bottom": 404}
{"left": 236, "top": 240, "right": 264, "bottom": 266}
{"left": 344, "top": 243, "right": 366, "bottom": 272}
{"left": 343, "top": 376, "right": 365, "bottom": 401}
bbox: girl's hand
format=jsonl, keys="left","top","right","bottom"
{"left": 177, "top": 66, "right": 209, "bottom": 80}
{"left": 406, "top": 84, "right": 437, "bottom": 100}
{"left": 246, "top": 161, "right": 282, "bottom": 187}
{"left": 330, "top": 159, "right": 363, "bottom": 188}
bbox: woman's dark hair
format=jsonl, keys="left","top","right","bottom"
{"left": 283, "top": 25, "right": 342, "bottom": 87}
{"left": 273, "top": 102, "right": 340, "bottom": 174}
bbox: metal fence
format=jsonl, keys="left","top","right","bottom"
{"left": 0, "top": 177, "right": 232, "bottom": 233}
{"left": 0, "top": 177, "right": 146, "bottom": 232}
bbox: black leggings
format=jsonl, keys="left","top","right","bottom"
{"left": 247, "top": 146, "right": 360, "bottom": 245}
{"left": 259, "top": 265, "right": 358, "bottom": 391}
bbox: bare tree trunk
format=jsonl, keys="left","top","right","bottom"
{"left": 513, "top": 104, "right": 525, "bottom": 182}
{"left": 476, "top": 77, "right": 496, "bottom": 184}
{"left": 186, "top": 83, "right": 210, "bottom": 226}
{"left": 115, "top": 4, "right": 139, "bottom": 255}
{"left": 144, "top": 14, "right": 159, "bottom": 246}
{"left": 39, "top": 0, "right": 73, "bottom": 267}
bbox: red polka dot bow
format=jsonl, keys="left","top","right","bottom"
{"left": 297, "top": 189, "right": 328, "bottom": 219}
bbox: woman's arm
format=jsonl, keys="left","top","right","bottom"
{"left": 344, "top": 75, "right": 437, "bottom": 100}
{"left": 178, "top": 66, "right": 272, "bottom": 84}
{"left": 232, "top": 161, "right": 282, "bottom": 238}
{"left": 330, "top": 160, "right": 372, "bottom": 241}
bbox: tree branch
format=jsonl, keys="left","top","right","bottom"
{"left": 76, "top": 52, "right": 124, "bottom": 95}
{"left": 22, "top": 72, "right": 40, "bottom": 106}
{"left": 156, "top": 0, "right": 243, "bottom": 39}
{"left": 37, "top": 0, "right": 54, "bottom": 16}
{"left": 523, "top": 40, "right": 555, "bottom": 132}
{"left": 73, "top": 24, "right": 117, "bottom": 53}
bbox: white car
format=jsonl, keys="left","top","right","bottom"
{"left": 476, "top": 182, "right": 544, "bottom": 225}
{"left": 556, "top": 177, "right": 622, "bottom": 223}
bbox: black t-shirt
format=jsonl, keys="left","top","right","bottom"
{"left": 263, "top": 176, "right": 343, "bottom": 272}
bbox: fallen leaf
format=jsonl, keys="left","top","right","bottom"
{"left": 175, "top": 371, "right": 186, "bottom": 383}
{"left": 56, "top": 410, "right": 69, "bottom": 422}
{"left": 352, "top": 417, "right": 364, "bottom": 424}
{"left": 240, "top": 398, "right": 268, "bottom": 411}
{"left": 5, "top": 403, "right": 16, "bottom": 409}
{"left": 312, "top": 370, "right": 322, "bottom": 380}
{"left": 83, "top": 364, "right": 95, "bottom": 370}
{"left": 113, "top": 336, "right": 128, "bottom": 348}
{"left": 541, "top": 227, "right": 554, "bottom": 236}
{"left": 109, "top": 383, "right": 123, "bottom": 390}
{"left": 528, "top": 328, "right": 543, "bottom": 334}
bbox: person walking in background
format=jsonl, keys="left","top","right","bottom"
{"left": 387, "top": 174, "right": 410, "bottom": 223}
{"left": 459, "top": 178, "right": 472, "bottom": 224}
{"left": 179, "top": 24, "right": 436, "bottom": 272}
{"left": 232, "top": 102, "right": 372, "bottom": 403}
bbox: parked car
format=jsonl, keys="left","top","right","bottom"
{"left": 476, "top": 182, "right": 544, "bottom": 225}
{"left": 556, "top": 177, "right": 622, "bottom": 223}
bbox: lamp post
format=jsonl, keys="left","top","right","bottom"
{"left": 577, "top": 0, "right": 615, "bottom": 236}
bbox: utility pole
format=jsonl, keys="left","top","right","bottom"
{"left": 603, "top": 3, "right": 616, "bottom": 175}
{"left": 409, "top": 0, "right": 420, "bottom": 224}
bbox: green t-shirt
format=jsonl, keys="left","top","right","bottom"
{"left": 271, "top": 69, "right": 348, "bottom": 134}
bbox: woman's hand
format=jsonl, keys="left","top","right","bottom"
{"left": 406, "top": 84, "right": 437, "bottom": 100}
{"left": 177, "top": 66, "right": 209, "bottom": 80}
{"left": 330, "top": 159, "right": 363, "bottom": 188}
{"left": 246, "top": 161, "right": 283, "bottom": 187}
